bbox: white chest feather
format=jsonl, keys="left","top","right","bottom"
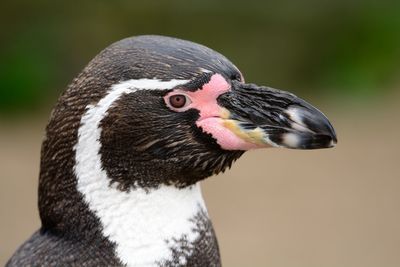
{"left": 77, "top": 179, "right": 205, "bottom": 266}
{"left": 74, "top": 79, "right": 207, "bottom": 266}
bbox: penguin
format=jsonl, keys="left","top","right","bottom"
{"left": 7, "top": 35, "right": 337, "bottom": 267}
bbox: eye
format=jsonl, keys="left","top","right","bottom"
{"left": 169, "top": 94, "right": 190, "bottom": 108}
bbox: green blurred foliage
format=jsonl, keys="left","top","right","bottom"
{"left": 0, "top": 0, "right": 399, "bottom": 115}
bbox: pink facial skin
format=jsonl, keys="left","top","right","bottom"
{"left": 164, "top": 73, "right": 262, "bottom": 151}
{"left": 196, "top": 117, "right": 261, "bottom": 150}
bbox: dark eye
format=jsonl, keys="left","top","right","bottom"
{"left": 169, "top": 94, "right": 188, "bottom": 108}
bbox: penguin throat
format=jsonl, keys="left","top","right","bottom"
{"left": 77, "top": 178, "right": 208, "bottom": 266}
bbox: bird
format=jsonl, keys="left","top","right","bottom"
{"left": 7, "top": 35, "right": 337, "bottom": 267}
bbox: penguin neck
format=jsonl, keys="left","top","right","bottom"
{"left": 77, "top": 176, "right": 209, "bottom": 266}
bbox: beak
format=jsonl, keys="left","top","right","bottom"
{"left": 217, "top": 81, "right": 337, "bottom": 149}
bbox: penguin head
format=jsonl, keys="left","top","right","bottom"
{"left": 44, "top": 35, "right": 337, "bottom": 193}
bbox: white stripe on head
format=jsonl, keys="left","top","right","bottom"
{"left": 74, "top": 78, "right": 208, "bottom": 266}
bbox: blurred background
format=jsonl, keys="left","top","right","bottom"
{"left": 1, "top": 0, "right": 399, "bottom": 266}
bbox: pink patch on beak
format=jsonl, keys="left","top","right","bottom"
{"left": 197, "top": 118, "right": 261, "bottom": 150}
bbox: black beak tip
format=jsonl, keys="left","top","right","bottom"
{"left": 283, "top": 105, "right": 338, "bottom": 150}
{"left": 304, "top": 117, "right": 338, "bottom": 149}
{"left": 329, "top": 128, "right": 338, "bottom": 147}
{"left": 315, "top": 131, "right": 337, "bottom": 149}
{"left": 319, "top": 120, "right": 337, "bottom": 148}
{"left": 320, "top": 116, "right": 337, "bottom": 148}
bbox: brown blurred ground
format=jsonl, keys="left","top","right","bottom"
{"left": 1, "top": 99, "right": 400, "bottom": 267}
